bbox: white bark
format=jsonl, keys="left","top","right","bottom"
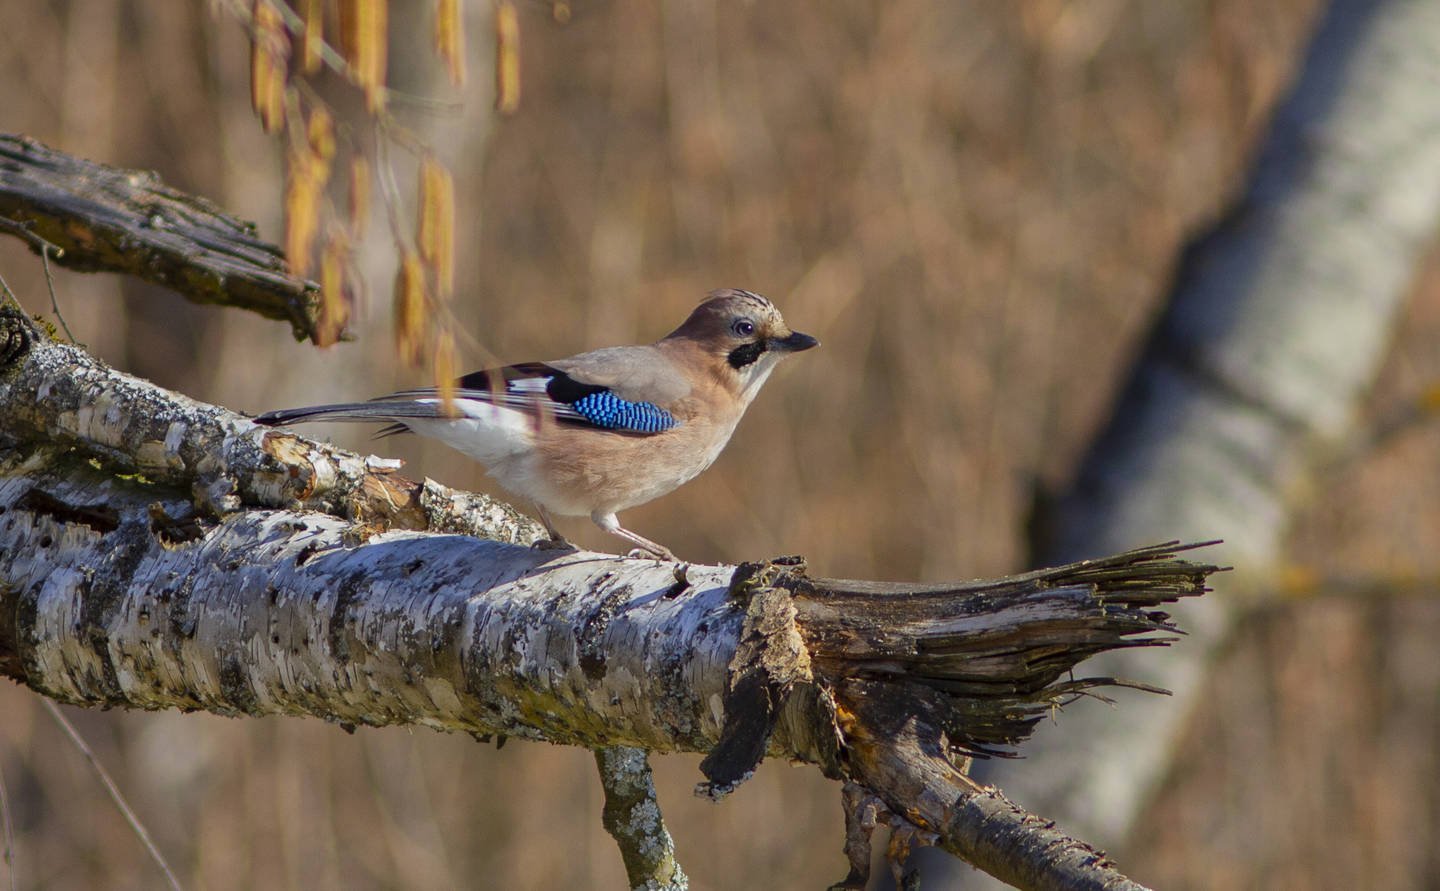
{"left": 0, "top": 465, "right": 754, "bottom": 753}
{"left": 0, "top": 304, "right": 1218, "bottom": 890}
{"left": 984, "top": 0, "right": 1440, "bottom": 851}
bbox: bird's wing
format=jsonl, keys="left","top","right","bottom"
{"left": 384, "top": 348, "right": 687, "bottom": 435}
{"left": 547, "top": 346, "right": 692, "bottom": 405}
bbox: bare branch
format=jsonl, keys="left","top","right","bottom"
{"left": 0, "top": 307, "right": 1219, "bottom": 889}
{"left": 845, "top": 716, "right": 1149, "bottom": 891}
{"left": 40, "top": 700, "right": 183, "bottom": 891}
{"left": 595, "top": 747, "right": 688, "bottom": 891}
{"left": 0, "top": 134, "right": 322, "bottom": 341}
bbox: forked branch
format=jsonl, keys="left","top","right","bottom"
{"left": 0, "top": 141, "right": 1222, "bottom": 887}
{"left": 0, "top": 304, "right": 1217, "bottom": 889}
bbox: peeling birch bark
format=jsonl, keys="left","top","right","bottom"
{"left": 0, "top": 310, "right": 542, "bottom": 543}
{"left": 0, "top": 306, "right": 1219, "bottom": 889}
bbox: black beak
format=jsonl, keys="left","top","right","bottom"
{"left": 775, "top": 330, "right": 819, "bottom": 352}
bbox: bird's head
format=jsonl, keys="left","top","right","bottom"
{"left": 665, "top": 288, "right": 819, "bottom": 397}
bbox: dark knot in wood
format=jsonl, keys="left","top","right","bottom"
{"left": 0, "top": 305, "right": 38, "bottom": 369}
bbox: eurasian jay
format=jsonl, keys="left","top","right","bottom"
{"left": 254, "top": 289, "right": 818, "bottom": 559}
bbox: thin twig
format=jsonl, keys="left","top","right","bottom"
{"left": 0, "top": 217, "right": 64, "bottom": 259}
{"left": 0, "top": 227, "right": 79, "bottom": 345}
{"left": 38, "top": 245, "right": 78, "bottom": 345}
{"left": 0, "top": 749, "right": 16, "bottom": 891}
{"left": 374, "top": 118, "right": 412, "bottom": 253}
{"left": 40, "top": 700, "right": 184, "bottom": 891}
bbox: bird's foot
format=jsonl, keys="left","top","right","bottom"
{"left": 533, "top": 535, "right": 575, "bottom": 552}
{"left": 593, "top": 512, "right": 677, "bottom": 561}
{"left": 626, "top": 545, "right": 676, "bottom": 561}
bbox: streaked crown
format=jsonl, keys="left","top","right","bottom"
{"left": 665, "top": 289, "right": 818, "bottom": 368}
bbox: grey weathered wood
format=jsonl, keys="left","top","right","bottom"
{"left": 0, "top": 134, "right": 322, "bottom": 341}
{"left": 846, "top": 720, "right": 1148, "bottom": 891}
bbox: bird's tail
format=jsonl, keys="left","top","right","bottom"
{"left": 253, "top": 401, "right": 444, "bottom": 427}
{"left": 256, "top": 398, "right": 536, "bottom": 460}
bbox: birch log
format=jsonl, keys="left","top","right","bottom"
{"left": 0, "top": 306, "right": 1219, "bottom": 890}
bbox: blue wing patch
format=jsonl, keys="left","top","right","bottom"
{"left": 570, "top": 391, "right": 678, "bottom": 432}
{"left": 387, "top": 363, "right": 680, "bottom": 434}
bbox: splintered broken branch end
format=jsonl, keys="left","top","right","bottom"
{"left": 0, "top": 302, "right": 1218, "bottom": 890}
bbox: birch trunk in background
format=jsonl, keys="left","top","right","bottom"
{"left": 979, "top": 0, "right": 1440, "bottom": 850}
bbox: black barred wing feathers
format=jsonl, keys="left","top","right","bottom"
{"left": 383, "top": 359, "right": 680, "bottom": 435}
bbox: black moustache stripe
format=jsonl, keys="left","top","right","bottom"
{"left": 727, "top": 341, "right": 766, "bottom": 369}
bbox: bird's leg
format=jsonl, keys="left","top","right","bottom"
{"left": 531, "top": 503, "right": 573, "bottom": 551}
{"left": 591, "top": 511, "right": 676, "bottom": 561}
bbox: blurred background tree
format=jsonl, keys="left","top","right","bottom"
{"left": 2, "top": 1, "right": 1439, "bottom": 889}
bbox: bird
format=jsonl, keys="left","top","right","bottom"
{"left": 254, "top": 289, "right": 818, "bottom": 560}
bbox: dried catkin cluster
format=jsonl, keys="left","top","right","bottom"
{"left": 237, "top": 0, "right": 501, "bottom": 387}
{"left": 337, "top": 0, "right": 388, "bottom": 113}
{"left": 436, "top": 0, "right": 466, "bottom": 87}
{"left": 494, "top": 1, "right": 521, "bottom": 115}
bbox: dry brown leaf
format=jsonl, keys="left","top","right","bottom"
{"left": 348, "top": 155, "right": 371, "bottom": 240}
{"left": 307, "top": 106, "right": 336, "bottom": 168}
{"left": 317, "top": 232, "right": 350, "bottom": 346}
{"left": 434, "top": 328, "right": 459, "bottom": 416}
{"left": 284, "top": 150, "right": 319, "bottom": 278}
{"left": 300, "top": 0, "right": 323, "bottom": 74}
{"left": 339, "top": 0, "right": 388, "bottom": 113}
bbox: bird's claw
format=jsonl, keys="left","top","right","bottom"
{"left": 626, "top": 546, "right": 675, "bottom": 561}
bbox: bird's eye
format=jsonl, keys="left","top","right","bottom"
{"left": 732, "top": 319, "right": 756, "bottom": 337}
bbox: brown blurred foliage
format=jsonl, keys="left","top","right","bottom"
{"left": 3, "top": 1, "right": 1440, "bottom": 888}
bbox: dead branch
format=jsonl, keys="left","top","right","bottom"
{"left": 0, "top": 134, "right": 322, "bottom": 341}
{"left": 596, "top": 746, "right": 688, "bottom": 890}
{"left": 0, "top": 305, "right": 1217, "bottom": 889}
